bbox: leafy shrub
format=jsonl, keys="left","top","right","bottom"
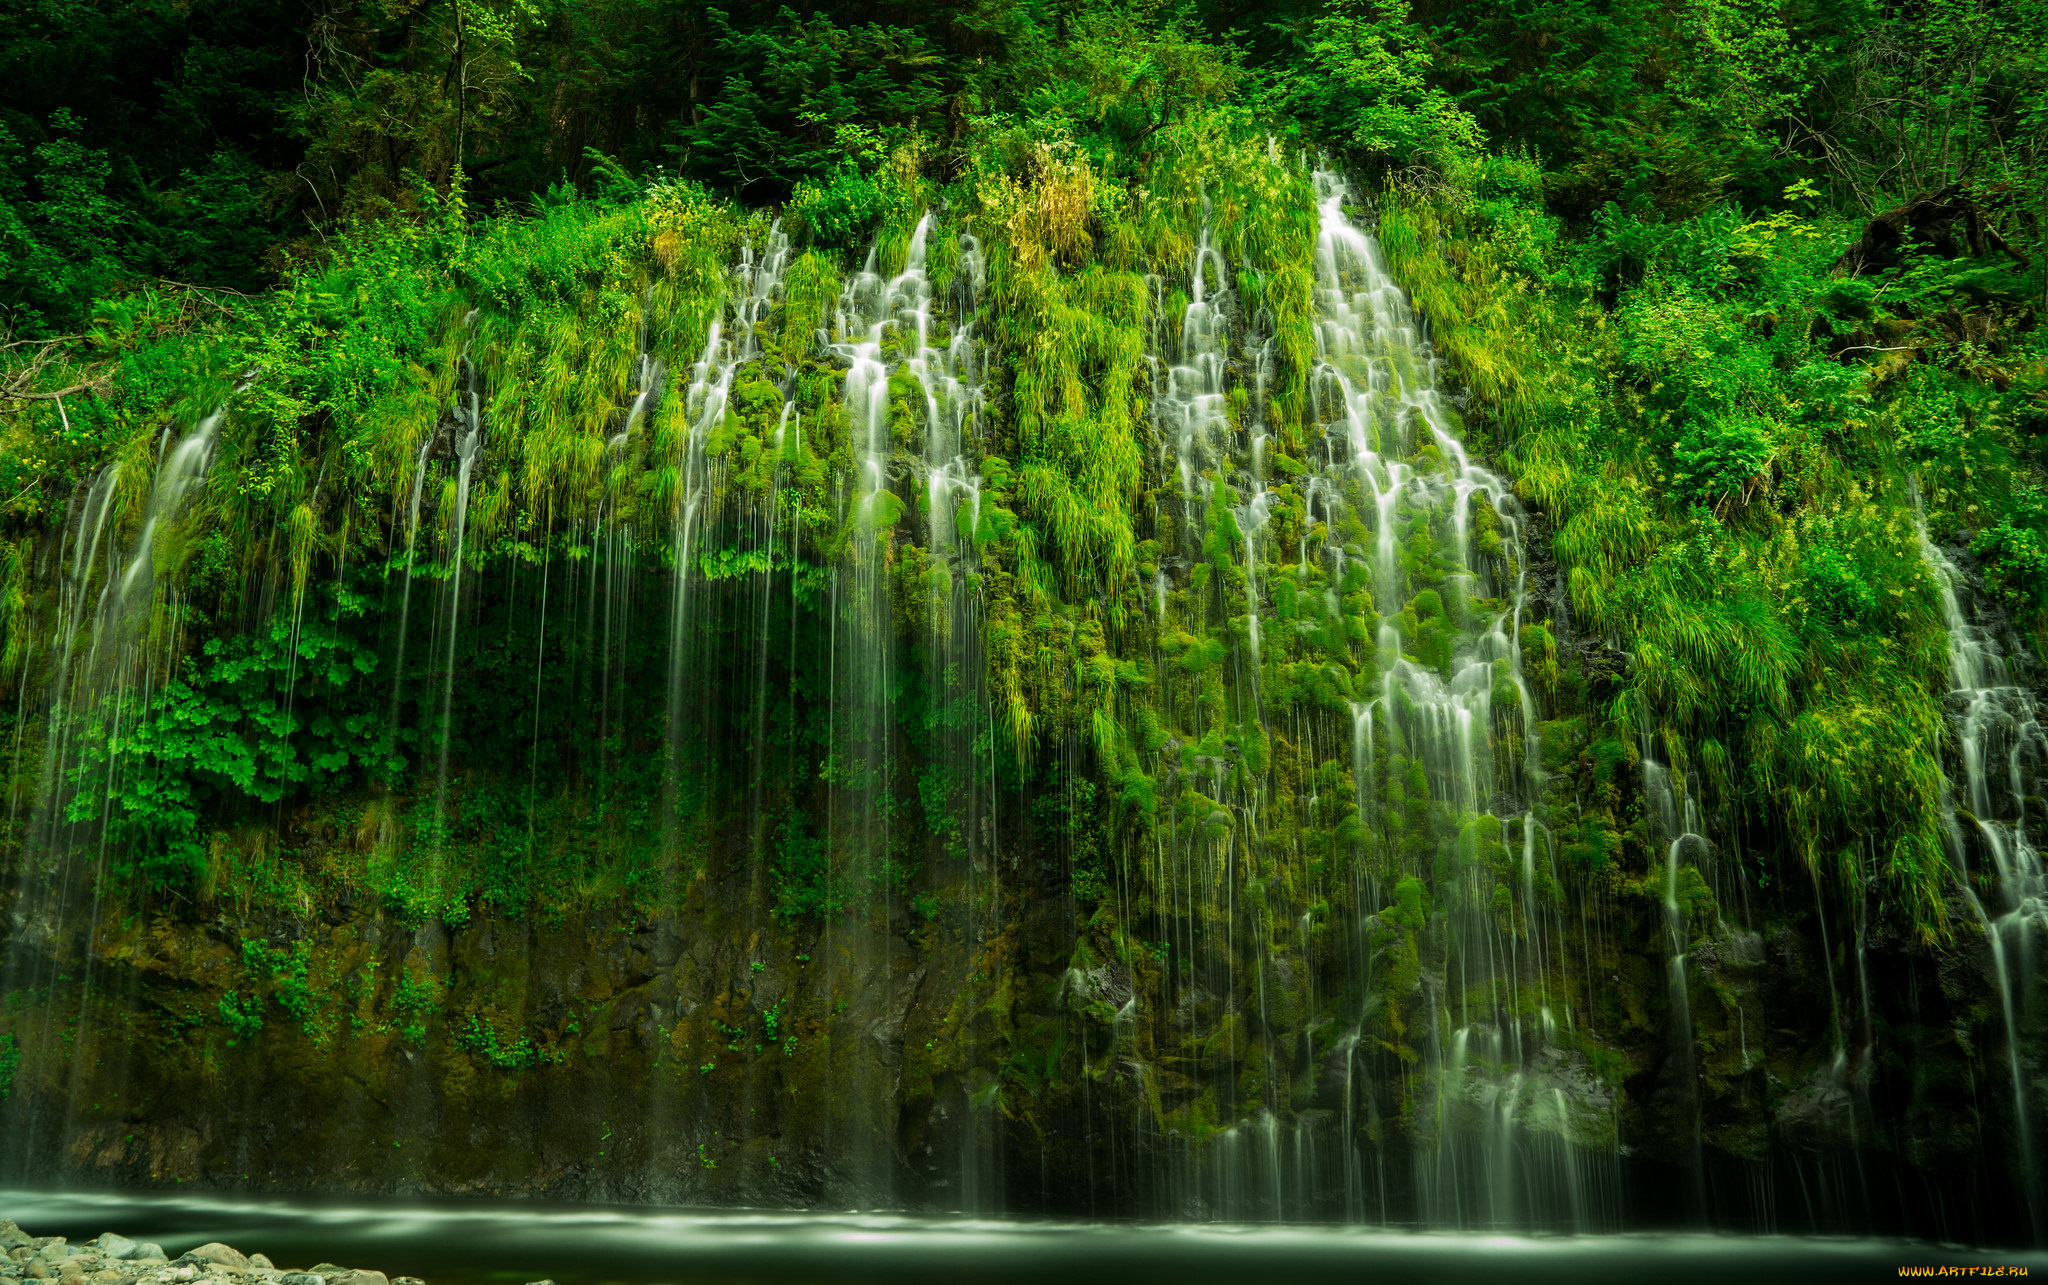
{"left": 1972, "top": 485, "right": 2048, "bottom": 608}
{"left": 771, "top": 812, "right": 840, "bottom": 919}
{"left": 218, "top": 991, "right": 264, "bottom": 1043}
{"left": 67, "top": 599, "right": 396, "bottom": 888}
{"left": 244, "top": 940, "right": 315, "bottom": 1021}
{"left": 1801, "top": 543, "right": 1880, "bottom": 630}
{"left": 391, "top": 967, "right": 442, "bottom": 1044}
{"left": 790, "top": 169, "right": 889, "bottom": 247}
{"left": 1263, "top": 7, "right": 1480, "bottom": 165}
{"left": 1672, "top": 413, "right": 1774, "bottom": 505}
{"left": 457, "top": 1013, "right": 558, "bottom": 1070}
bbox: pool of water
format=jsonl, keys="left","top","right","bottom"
{"left": 3, "top": 1189, "right": 2038, "bottom": 1285}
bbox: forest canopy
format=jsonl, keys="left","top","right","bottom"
{"left": 1, "top": 0, "right": 2041, "bottom": 336}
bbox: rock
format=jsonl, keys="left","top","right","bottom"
{"left": 1777, "top": 1065, "right": 1856, "bottom": 1148}
{"left": 178, "top": 1247, "right": 249, "bottom": 1270}
{"left": 248, "top": 1258, "right": 274, "bottom": 1272}
{"left": 89, "top": 1240, "right": 135, "bottom": 1264}
{"left": 326, "top": 1270, "right": 387, "bottom": 1285}
{"left": 391, "top": 1278, "right": 425, "bottom": 1285}
{"left": 278, "top": 1274, "right": 324, "bottom": 1285}
{"left": 22, "top": 1262, "right": 48, "bottom": 1281}
{"left": 0, "top": 1226, "right": 28, "bottom": 1254}
{"left": 88, "top": 1272, "right": 120, "bottom": 1285}
{"left": 130, "top": 1247, "right": 167, "bottom": 1265}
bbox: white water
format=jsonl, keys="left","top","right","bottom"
{"left": 1916, "top": 512, "right": 2046, "bottom": 1234}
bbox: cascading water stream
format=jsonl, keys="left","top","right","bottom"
{"left": 1915, "top": 507, "right": 2047, "bottom": 1234}
{"left": 1297, "top": 171, "right": 1603, "bottom": 1229}
{"left": 6, "top": 404, "right": 228, "bottom": 1148}
{"left": 662, "top": 220, "right": 791, "bottom": 852}
{"left": 1127, "top": 169, "right": 1609, "bottom": 1227}
{"left": 429, "top": 318, "right": 486, "bottom": 861}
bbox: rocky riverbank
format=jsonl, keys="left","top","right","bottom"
{"left": 0, "top": 1223, "right": 423, "bottom": 1285}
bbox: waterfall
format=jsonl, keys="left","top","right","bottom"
{"left": 429, "top": 316, "right": 486, "bottom": 861}
{"left": 1117, "top": 169, "right": 1615, "bottom": 1227}
{"left": 1916, "top": 508, "right": 2047, "bottom": 1234}
{"left": 3, "top": 149, "right": 2037, "bottom": 1248}
{"left": 663, "top": 219, "right": 791, "bottom": 854}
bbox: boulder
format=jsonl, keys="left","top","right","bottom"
{"left": 178, "top": 1247, "right": 249, "bottom": 1270}
{"left": 89, "top": 1240, "right": 134, "bottom": 1264}
{"left": 326, "top": 1270, "right": 388, "bottom": 1285}
{"left": 248, "top": 1258, "right": 274, "bottom": 1271}
{"left": 278, "top": 1275, "right": 324, "bottom": 1285}
{"left": 0, "top": 1226, "right": 28, "bottom": 1254}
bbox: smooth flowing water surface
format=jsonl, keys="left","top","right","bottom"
{"left": 2, "top": 1191, "right": 2038, "bottom": 1285}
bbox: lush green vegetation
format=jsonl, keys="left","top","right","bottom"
{"left": 1, "top": 0, "right": 2043, "bottom": 962}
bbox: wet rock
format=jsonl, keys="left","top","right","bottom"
{"left": 1777, "top": 1065, "right": 1856, "bottom": 1149}
{"left": 177, "top": 1248, "right": 247, "bottom": 1270}
{"left": 247, "top": 1259, "right": 273, "bottom": 1272}
{"left": 88, "top": 1241, "right": 133, "bottom": 1264}
{"left": 128, "top": 1249, "right": 165, "bottom": 1266}
{"left": 0, "top": 1226, "right": 28, "bottom": 1254}
{"left": 277, "top": 1274, "right": 323, "bottom": 1285}
{"left": 325, "top": 1271, "right": 387, "bottom": 1285}
{"left": 23, "top": 1261, "right": 49, "bottom": 1280}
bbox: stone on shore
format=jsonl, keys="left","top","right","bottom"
{"left": 0, "top": 1225, "right": 421, "bottom": 1285}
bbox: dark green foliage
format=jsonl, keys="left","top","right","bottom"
{"left": 772, "top": 811, "right": 839, "bottom": 919}
{"left": 1801, "top": 543, "right": 1881, "bottom": 631}
{"left": 1258, "top": 6, "right": 1479, "bottom": 163}
{"left": 1973, "top": 485, "right": 2048, "bottom": 608}
{"left": 1672, "top": 413, "right": 1775, "bottom": 506}
{"left": 217, "top": 990, "right": 264, "bottom": 1043}
{"left": 675, "top": 8, "right": 952, "bottom": 200}
{"left": 457, "top": 1013, "right": 559, "bottom": 1069}
{"left": 243, "top": 940, "right": 314, "bottom": 1021}
{"left": 67, "top": 593, "right": 394, "bottom": 884}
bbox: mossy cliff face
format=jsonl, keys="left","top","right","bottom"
{"left": 0, "top": 136, "right": 2041, "bottom": 1240}
{"left": 0, "top": 805, "right": 2027, "bottom": 1230}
